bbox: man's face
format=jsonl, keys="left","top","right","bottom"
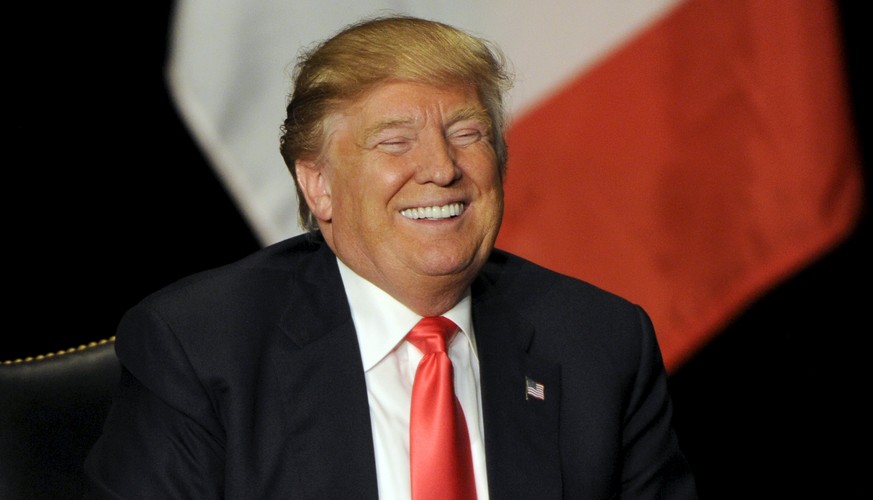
{"left": 302, "top": 81, "right": 504, "bottom": 307}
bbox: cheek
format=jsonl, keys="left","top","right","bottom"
{"left": 468, "top": 158, "right": 503, "bottom": 197}
{"left": 471, "top": 162, "right": 505, "bottom": 228}
{"left": 362, "top": 159, "right": 414, "bottom": 201}
{"left": 459, "top": 143, "right": 500, "bottom": 180}
{"left": 335, "top": 162, "right": 405, "bottom": 221}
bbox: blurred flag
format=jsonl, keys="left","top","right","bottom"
{"left": 166, "top": 0, "right": 863, "bottom": 371}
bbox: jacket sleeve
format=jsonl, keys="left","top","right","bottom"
{"left": 619, "top": 305, "right": 698, "bottom": 499}
{"left": 84, "top": 303, "right": 226, "bottom": 499}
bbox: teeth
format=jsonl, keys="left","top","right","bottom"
{"left": 400, "top": 202, "right": 464, "bottom": 220}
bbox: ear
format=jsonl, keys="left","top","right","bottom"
{"left": 295, "top": 159, "right": 332, "bottom": 222}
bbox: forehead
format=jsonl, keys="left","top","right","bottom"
{"left": 343, "top": 81, "right": 486, "bottom": 128}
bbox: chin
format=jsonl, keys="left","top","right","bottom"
{"left": 415, "top": 249, "right": 485, "bottom": 280}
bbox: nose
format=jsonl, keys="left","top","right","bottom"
{"left": 413, "top": 132, "right": 461, "bottom": 186}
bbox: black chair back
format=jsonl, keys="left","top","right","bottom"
{"left": 0, "top": 338, "right": 120, "bottom": 500}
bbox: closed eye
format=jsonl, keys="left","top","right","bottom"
{"left": 449, "top": 128, "right": 485, "bottom": 146}
{"left": 376, "top": 137, "right": 414, "bottom": 154}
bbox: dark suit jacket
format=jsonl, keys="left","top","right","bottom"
{"left": 85, "top": 233, "right": 697, "bottom": 499}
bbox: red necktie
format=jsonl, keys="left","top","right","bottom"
{"left": 407, "top": 316, "right": 478, "bottom": 500}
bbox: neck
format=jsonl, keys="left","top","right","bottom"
{"left": 387, "top": 280, "right": 470, "bottom": 317}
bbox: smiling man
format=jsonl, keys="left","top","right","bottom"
{"left": 85, "top": 15, "right": 697, "bottom": 500}
{"left": 295, "top": 80, "right": 503, "bottom": 318}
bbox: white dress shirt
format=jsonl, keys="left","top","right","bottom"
{"left": 337, "top": 258, "right": 490, "bottom": 499}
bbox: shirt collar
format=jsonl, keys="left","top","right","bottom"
{"left": 335, "top": 257, "right": 476, "bottom": 371}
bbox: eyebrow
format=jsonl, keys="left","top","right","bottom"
{"left": 362, "top": 117, "right": 416, "bottom": 141}
{"left": 449, "top": 106, "right": 493, "bottom": 130}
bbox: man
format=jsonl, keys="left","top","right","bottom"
{"left": 85, "top": 15, "right": 697, "bottom": 499}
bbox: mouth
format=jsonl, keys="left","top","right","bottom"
{"left": 400, "top": 202, "right": 464, "bottom": 220}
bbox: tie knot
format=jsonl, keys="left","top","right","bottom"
{"left": 406, "top": 316, "right": 459, "bottom": 354}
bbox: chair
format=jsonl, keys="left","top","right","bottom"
{"left": 0, "top": 338, "right": 120, "bottom": 500}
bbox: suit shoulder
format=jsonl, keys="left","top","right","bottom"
{"left": 138, "top": 232, "right": 325, "bottom": 308}
{"left": 482, "top": 248, "right": 637, "bottom": 312}
{"left": 114, "top": 233, "right": 335, "bottom": 377}
{"left": 480, "top": 249, "right": 659, "bottom": 381}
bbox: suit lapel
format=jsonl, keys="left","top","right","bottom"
{"left": 270, "top": 240, "right": 379, "bottom": 498}
{"left": 473, "top": 272, "right": 563, "bottom": 499}
{"left": 261, "top": 237, "right": 564, "bottom": 497}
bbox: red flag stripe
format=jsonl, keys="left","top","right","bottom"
{"left": 497, "top": 0, "right": 863, "bottom": 371}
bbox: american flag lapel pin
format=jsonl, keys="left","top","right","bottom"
{"left": 525, "top": 376, "right": 545, "bottom": 401}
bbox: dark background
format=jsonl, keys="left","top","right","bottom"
{"left": 7, "top": 2, "right": 869, "bottom": 498}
